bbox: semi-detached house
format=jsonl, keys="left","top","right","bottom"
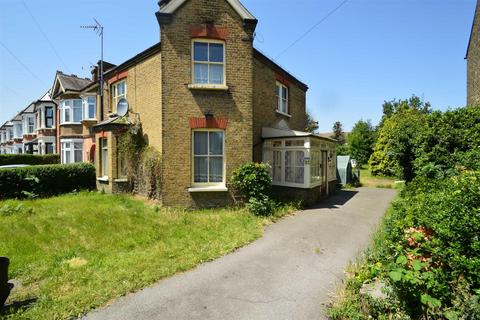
{"left": 91, "top": 0, "right": 337, "bottom": 208}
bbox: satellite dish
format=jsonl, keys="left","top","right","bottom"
{"left": 116, "top": 98, "right": 129, "bottom": 117}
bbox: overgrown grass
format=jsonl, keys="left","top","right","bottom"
{"left": 359, "top": 168, "right": 401, "bottom": 189}
{"left": 0, "top": 192, "right": 297, "bottom": 319}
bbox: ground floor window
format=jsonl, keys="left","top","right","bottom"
{"left": 310, "top": 150, "right": 321, "bottom": 183}
{"left": 192, "top": 130, "right": 224, "bottom": 184}
{"left": 61, "top": 140, "right": 83, "bottom": 164}
{"left": 45, "top": 143, "right": 54, "bottom": 154}
{"left": 101, "top": 138, "right": 108, "bottom": 177}
{"left": 285, "top": 150, "right": 305, "bottom": 184}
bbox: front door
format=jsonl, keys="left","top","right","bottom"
{"left": 321, "top": 151, "right": 328, "bottom": 196}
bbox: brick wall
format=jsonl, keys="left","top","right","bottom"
{"left": 159, "top": 0, "right": 256, "bottom": 207}
{"left": 468, "top": 1, "right": 480, "bottom": 107}
{"left": 252, "top": 57, "right": 308, "bottom": 162}
{"left": 125, "top": 54, "right": 162, "bottom": 151}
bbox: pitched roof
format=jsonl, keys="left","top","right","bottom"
{"left": 466, "top": 0, "right": 480, "bottom": 59}
{"left": 57, "top": 72, "right": 92, "bottom": 92}
{"left": 104, "top": 42, "right": 161, "bottom": 77}
{"left": 157, "top": 0, "right": 256, "bottom": 21}
{"left": 52, "top": 71, "right": 93, "bottom": 98}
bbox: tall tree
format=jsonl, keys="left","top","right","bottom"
{"left": 379, "top": 95, "right": 431, "bottom": 128}
{"left": 348, "top": 119, "right": 376, "bottom": 167}
{"left": 305, "top": 111, "right": 319, "bottom": 133}
{"left": 331, "top": 121, "right": 345, "bottom": 144}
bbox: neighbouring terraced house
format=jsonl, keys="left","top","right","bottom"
{"left": 467, "top": 0, "right": 480, "bottom": 106}
{"left": 0, "top": 0, "right": 337, "bottom": 208}
{"left": 91, "top": 0, "right": 337, "bottom": 207}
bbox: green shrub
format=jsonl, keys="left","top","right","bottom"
{"left": 247, "top": 195, "right": 277, "bottom": 217}
{"left": 0, "top": 154, "right": 60, "bottom": 166}
{"left": 0, "top": 163, "right": 96, "bottom": 199}
{"left": 231, "top": 162, "right": 272, "bottom": 199}
{"left": 380, "top": 171, "right": 480, "bottom": 318}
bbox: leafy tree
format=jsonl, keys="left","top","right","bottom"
{"left": 331, "top": 121, "right": 346, "bottom": 144}
{"left": 348, "top": 120, "right": 376, "bottom": 167}
{"left": 305, "top": 111, "right": 319, "bottom": 133}
{"left": 369, "top": 108, "right": 426, "bottom": 181}
{"left": 379, "top": 95, "right": 431, "bottom": 128}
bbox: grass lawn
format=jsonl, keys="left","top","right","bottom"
{"left": 358, "top": 168, "right": 400, "bottom": 189}
{"left": 0, "top": 192, "right": 295, "bottom": 320}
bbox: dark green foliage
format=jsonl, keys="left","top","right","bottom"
{"left": 379, "top": 95, "right": 431, "bottom": 129}
{"left": 231, "top": 163, "right": 275, "bottom": 216}
{"left": 380, "top": 172, "right": 480, "bottom": 318}
{"left": 0, "top": 163, "right": 96, "bottom": 199}
{"left": 305, "top": 111, "right": 319, "bottom": 133}
{"left": 336, "top": 143, "right": 350, "bottom": 156}
{"left": 231, "top": 162, "right": 272, "bottom": 199}
{"left": 0, "top": 154, "right": 59, "bottom": 166}
{"left": 331, "top": 121, "right": 346, "bottom": 144}
{"left": 348, "top": 119, "right": 376, "bottom": 167}
{"left": 247, "top": 195, "right": 277, "bottom": 217}
{"left": 369, "top": 109, "right": 426, "bottom": 181}
{"left": 414, "top": 107, "right": 480, "bottom": 176}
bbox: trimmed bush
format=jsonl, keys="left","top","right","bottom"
{"left": 0, "top": 163, "right": 96, "bottom": 199}
{"left": 0, "top": 154, "right": 60, "bottom": 166}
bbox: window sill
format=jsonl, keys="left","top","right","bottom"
{"left": 188, "top": 84, "right": 229, "bottom": 91}
{"left": 97, "top": 176, "right": 109, "bottom": 182}
{"left": 275, "top": 111, "right": 291, "bottom": 118}
{"left": 188, "top": 185, "right": 228, "bottom": 193}
{"left": 114, "top": 178, "right": 128, "bottom": 183}
{"left": 60, "top": 122, "right": 82, "bottom": 126}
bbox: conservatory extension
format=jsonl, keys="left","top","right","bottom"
{"left": 262, "top": 127, "right": 337, "bottom": 205}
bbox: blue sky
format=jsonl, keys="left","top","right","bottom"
{"left": 0, "top": 0, "right": 476, "bottom": 132}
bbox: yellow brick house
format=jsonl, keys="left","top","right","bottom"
{"left": 93, "top": 0, "right": 337, "bottom": 207}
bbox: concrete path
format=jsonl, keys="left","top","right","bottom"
{"left": 83, "top": 188, "right": 396, "bottom": 320}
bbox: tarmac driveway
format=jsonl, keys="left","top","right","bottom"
{"left": 83, "top": 188, "right": 396, "bottom": 320}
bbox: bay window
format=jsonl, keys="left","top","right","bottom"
{"left": 83, "top": 96, "right": 96, "bottom": 120}
{"left": 275, "top": 82, "right": 289, "bottom": 115}
{"left": 45, "top": 106, "right": 54, "bottom": 128}
{"left": 61, "top": 140, "right": 83, "bottom": 164}
{"left": 13, "top": 123, "right": 22, "bottom": 138}
{"left": 192, "top": 130, "right": 225, "bottom": 185}
{"left": 60, "top": 100, "right": 82, "bottom": 124}
{"left": 100, "top": 138, "right": 108, "bottom": 177}
{"left": 23, "top": 115, "right": 35, "bottom": 134}
{"left": 192, "top": 40, "right": 225, "bottom": 85}
{"left": 112, "top": 81, "right": 126, "bottom": 112}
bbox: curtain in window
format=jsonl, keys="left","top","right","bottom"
{"left": 193, "top": 131, "right": 224, "bottom": 184}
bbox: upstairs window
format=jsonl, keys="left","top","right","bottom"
{"left": 45, "top": 107, "right": 54, "bottom": 128}
{"left": 112, "top": 81, "right": 126, "bottom": 112}
{"left": 83, "top": 96, "right": 96, "bottom": 120}
{"left": 60, "top": 100, "right": 82, "bottom": 124}
{"left": 27, "top": 116, "right": 35, "bottom": 134}
{"left": 192, "top": 40, "right": 225, "bottom": 85}
{"left": 275, "top": 82, "right": 289, "bottom": 115}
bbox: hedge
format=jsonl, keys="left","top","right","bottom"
{"left": 0, "top": 163, "right": 96, "bottom": 199}
{"left": 0, "top": 154, "right": 60, "bottom": 166}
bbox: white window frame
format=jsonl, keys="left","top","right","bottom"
{"left": 100, "top": 138, "right": 108, "bottom": 178}
{"left": 60, "top": 100, "right": 82, "bottom": 125}
{"left": 82, "top": 96, "right": 97, "bottom": 120}
{"left": 13, "top": 122, "right": 22, "bottom": 139}
{"left": 111, "top": 80, "right": 127, "bottom": 113}
{"left": 191, "top": 39, "right": 226, "bottom": 87}
{"left": 275, "top": 82, "right": 289, "bottom": 116}
{"left": 191, "top": 129, "right": 226, "bottom": 187}
{"left": 61, "top": 139, "right": 83, "bottom": 164}
{"left": 23, "top": 115, "right": 35, "bottom": 134}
